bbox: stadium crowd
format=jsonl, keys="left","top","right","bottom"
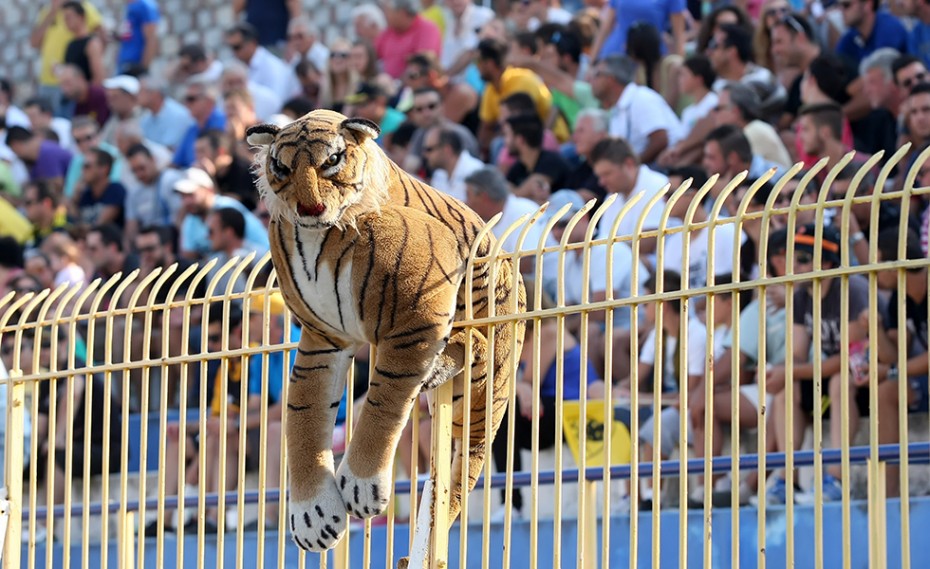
{"left": 1, "top": 0, "right": 930, "bottom": 534}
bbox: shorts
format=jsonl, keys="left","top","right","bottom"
{"left": 55, "top": 443, "right": 117, "bottom": 477}
{"left": 740, "top": 385, "right": 774, "bottom": 414}
{"left": 639, "top": 407, "right": 691, "bottom": 459}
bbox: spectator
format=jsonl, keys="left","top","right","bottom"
{"left": 116, "top": 0, "right": 160, "bottom": 74}
{"left": 113, "top": 120, "right": 174, "bottom": 179}
{"left": 0, "top": 237, "right": 24, "bottom": 298}
{"left": 123, "top": 143, "right": 182, "bottom": 244}
{"left": 506, "top": 28, "right": 599, "bottom": 131}
{"left": 658, "top": 55, "right": 718, "bottom": 171}
{"left": 439, "top": 0, "right": 495, "bottom": 75}
{"left": 293, "top": 59, "right": 331, "bottom": 110}
{"left": 836, "top": 0, "right": 908, "bottom": 65}
{"left": 375, "top": 0, "right": 442, "bottom": 79}
{"left": 5, "top": 126, "right": 73, "bottom": 193}
{"left": 138, "top": 75, "right": 194, "bottom": 150}
{"left": 349, "top": 40, "right": 395, "bottom": 93}
{"left": 21, "top": 180, "right": 70, "bottom": 249}
{"left": 343, "top": 83, "right": 406, "bottom": 141}
{"left": 475, "top": 37, "right": 567, "bottom": 156}
{"left": 195, "top": 130, "right": 257, "bottom": 211}
{"left": 708, "top": 24, "right": 786, "bottom": 120}
{"left": 220, "top": 60, "right": 283, "bottom": 122}
{"left": 592, "top": 0, "right": 686, "bottom": 59}
{"left": 233, "top": 0, "right": 299, "bottom": 48}
{"left": 424, "top": 125, "right": 485, "bottom": 202}
{"left": 57, "top": 64, "right": 111, "bottom": 127}
{"left": 22, "top": 97, "right": 74, "bottom": 150}
{"left": 892, "top": 54, "right": 929, "bottom": 94}
{"left": 626, "top": 21, "right": 683, "bottom": 106}
{"left": 30, "top": 0, "right": 103, "bottom": 115}
{"left": 173, "top": 79, "right": 226, "bottom": 169}
{"left": 42, "top": 231, "right": 86, "bottom": 289}
{"left": 767, "top": 224, "right": 897, "bottom": 501}
{"left": 351, "top": 4, "right": 388, "bottom": 47}
{"left": 172, "top": 167, "right": 269, "bottom": 260}
{"left": 590, "top": 55, "right": 682, "bottom": 164}
{"left": 222, "top": 89, "right": 260, "bottom": 150}
{"left": 99, "top": 75, "right": 143, "bottom": 146}
{"left": 464, "top": 166, "right": 557, "bottom": 282}
{"left": 226, "top": 23, "right": 298, "bottom": 101}
{"left": 714, "top": 81, "right": 793, "bottom": 168}
{"left": 589, "top": 137, "right": 669, "bottom": 254}
{"left": 326, "top": 38, "right": 362, "bottom": 111}
{"left": 702, "top": 125, "right": 786, "bottom": 212}
{"left": 502, "top": 113, "right": 570, "bottom": 190}
{"left": 905, "top": 83, "right": 930, "bottom": 149}
{"left": 84, "top": 223, "right": 138, "bottom": 282}
{"left": 563, "top": 108, "right": 609, "bottom": 201}
{"left": 74, "top": 148, "right": 126, "bottom": 228}
{"left": 285, "top": 16, "right": 329, "bottom": 74}
{"left": 204, "top": 207, "right": 252, "bottom": 296}
{"left": 403, "top": 87, "right": 479, "bottom": 173}
{"left": 61, "top": 1, "right": 105, "bottom": 85}
{"left": 770, "top": 13, "right": 822, "bottom": 130}
{"left": 23, "top": 249, "right": 56, "bottom": 290}
{"left": 402, "top": 53, "right": 479, "bottom": 127}
{"left": 491, "top": 282, "right": 598, "bottom": 520}
{"left": 910, "top": 0, "right": 930, "bottom": 68}
{"left": 63, "top": 115, "right": 122, "bottom": 201}
{"left": 798, "top": 102, "right": 871, "bottom": 177}
{"left": 171, "top": 43, "right": 224, "bottom": 85}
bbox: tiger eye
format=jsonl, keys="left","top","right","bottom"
{"left": 326, "top": 153, "right": 341, "bottom": 166}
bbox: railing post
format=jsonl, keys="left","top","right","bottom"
{"left": 867, "top": 458, "right": 887, "bottom": 569}
{"left": 428, "top": 379, "right": 454, "bottom": 568}
{"left": 581, "top": 479, "right": 598, "bottom": 569}
{"left": 3, "top": 372, "right": 24, "bottom": 568}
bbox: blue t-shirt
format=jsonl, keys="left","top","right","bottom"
{"left": 248, "top": 323, "right": 302, "bottom": 405}
{"left": 540, "top": 344, "right": 600, "bottom": 401}
{"left": 172, "top": 109, "right": 226, "bottom": 168}
{"left": 117, "top": 0, "right": 160, "bottom": 70}
{"left": 836, "top": 11, "right": 908, "bottom": 65}
{"left": 599, "top": 0, "right": 686, "bottom": 58}
{"left": 180, "top": 195, "right": 270, "bottom": 258}
{"left": 909, "top": 21, "right": 930, "bottom": 69}
{"left": 77, "top": 181, "right": 127, "bottom": 227}
{"left": 245, "top": 0, "right": 289, "bottom": 47}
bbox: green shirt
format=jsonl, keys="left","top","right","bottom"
{"left": 552, "top": 81, "right": 599, "bottom": 130}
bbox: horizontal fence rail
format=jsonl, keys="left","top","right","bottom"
{"left": 2, "top": 151, "right": 930, "bottom": 569}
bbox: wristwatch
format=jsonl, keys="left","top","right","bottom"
{"left": 851, "top": 232, "right": 866, "bottom": 245}
{"left": 887, "top": 364, "right": 899, "bottom": 382}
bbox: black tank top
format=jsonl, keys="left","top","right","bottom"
{"left": 64, "top": 36, "right": 93, "bottom": 82}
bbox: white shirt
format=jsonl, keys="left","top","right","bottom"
{"left": 430, "top": 151, "right": 484, "bottom": 202}
{"left": 248, "top": 81, "right": 285, "bottom": 121}
{"left": 641, "top": 317, "right": 708, "bottom": 391}
{"left": 440, "top": 5, "right": 495, "bottom": 70}
{"left": 188, "top": 60, "right": 225, "bottom": 85}
{"left": 559, "top": 238, "right": 648, "bottom": 329}
{"left": 3, "top": 106, "right": 30, "bottom": 129}
{"left": 608, "top": 83, "right": 683, "bottom": 157}
{"left": 598, "top": 165, "right": 670, "bottom": 240}
{"left": 248, "top": 47, "right": 299, "bottom": 102}
{"left": 492, "top": 194, "right": 559, "bottom": 287}
{"left": 50, "top": 117, "right": 75, "bottom": 151}
{"left": 679, "top": 91, "right": 718, "bottom": 138}
{"left": 662, "top": 221, "right": 747, "bottom": 289}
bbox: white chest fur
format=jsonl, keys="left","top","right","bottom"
{"left": 288, "top": 226, "right": 364, "bottom": 341}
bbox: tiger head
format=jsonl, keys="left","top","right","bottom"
{"left": 246, "top": 109, "right": 391, "bottom": 231}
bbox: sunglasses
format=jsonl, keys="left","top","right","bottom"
{"left": 228, "top": 43, "right": 244, "bottom": 52}
{"left": 184, "top": 94, "right": 202, "bottom": 103}
{"left": 795, "top": 252, "right": 813, "bottom": 265}
{"left": 136, "top": 244, "right": 159, "bottom": 254}
{"left": 74, "top": 133, "right": 95, "bottom": 144}
{"left": 405, "top": 70, "right": 424, "bottom": 81}
{"left": 413, "top": 101, "right": 439, "bottom": 113}
{"left": 423, "top": 144, "right": 438, "bottom": 153}
{"left": 838, "top": 0, "right": 857, "bottom": 9}
{"left": 207, "top": 334, "right": 223, "bottom": 344}
{"left": 706, "top": 37, "right": 721, "bottom": 50}
{"left": 903, "top": 72, "right": 928, "bottom": 90}
{"left": 331, "top": 52, "right": 350, "bottom": 59}
{"left": 766, "top": 5, "right": 789, "bottom": 16}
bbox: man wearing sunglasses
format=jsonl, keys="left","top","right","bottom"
{"left": 836, "top": 0, "right": 907, "bottom": 66}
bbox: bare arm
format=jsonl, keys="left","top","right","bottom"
{"left": 31, "top": 3, "right": 61, "bottom": 49}
{"left": 478, "top": 121, "right": 497, "bottom": 161}
{"left": 141, "top": 22, "right": 159, "bottom": 70}
{"left": 589, "top": 6, "right": 615, "bottom": 61}
{"left": 86, "top": 36, "right": 106, "bottom": 85}
{"left": 669, "top": 12, "right": 686, "bottom": 57}
{"left": 232, "top": 0, "right": 246, "bottom": 15}
{"left": 508, "top": 55, "right": 576, "bottom": 97}
{"left": 639, "top": 129, "right": 668, "bottom": 165}
{"left": 843, "top": 78, "right": 871, "bottom": 123}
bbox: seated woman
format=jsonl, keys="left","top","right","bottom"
{"left": 490, "top": 281, "right": 600, "bottom": 519}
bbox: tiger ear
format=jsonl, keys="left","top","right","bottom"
{"left": 340, "top": 117, "right": 381, "bottom": 142}
{"left": 246, "top": 124, "right": 280, "bottom": 146}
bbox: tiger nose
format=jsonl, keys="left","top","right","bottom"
{"left": 298, "top": 203, "right": 326, "bottom": 217}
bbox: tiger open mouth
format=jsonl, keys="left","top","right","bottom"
{"left": 297, "top": 203, "right": 326, "bottom": 217}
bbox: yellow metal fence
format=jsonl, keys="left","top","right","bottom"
{"left": 2, "top": 150, "right": 930, "bottom": 568}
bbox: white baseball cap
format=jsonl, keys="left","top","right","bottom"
{"left": 173, "top": 168, "right": 215, "bottom": 194}
{"left": 102, "top": 75, "right": 141, "bottom": 95}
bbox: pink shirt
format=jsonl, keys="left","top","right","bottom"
{"left": 375, "top": 16, "right": 442, "bottom": 79}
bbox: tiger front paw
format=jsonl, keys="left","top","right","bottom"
{"left": 335, "top": 461, "right": 392, "bottom": 519}
{"left": 288, "top": 475, "right": 348, "bottom": 551}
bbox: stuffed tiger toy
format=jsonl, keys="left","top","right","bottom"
{"left": 246, "top": 110, "right": 526, "bottom": 553}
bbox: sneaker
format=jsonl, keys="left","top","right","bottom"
{"left": 767, "top": 477, "right": 789, "bottom": 505}
{"left": 797, "top": 474, "right": 843, "bottom": 504}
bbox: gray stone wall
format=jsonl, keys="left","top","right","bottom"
{"left": 0, "top": 0, "right": 356, "bottom": 101}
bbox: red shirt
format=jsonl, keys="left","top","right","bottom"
{"left": 375, "top": 16, "right": 441, "bottom": 79}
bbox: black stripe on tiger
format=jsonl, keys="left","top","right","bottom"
{"left": 332, "top": 236, "right": 356, "bottom": 331}
{"left": 388, "top": 217, "right": 409, "bottom": 330}
{"left": 297, "top": 347, "right": 342, "bottom": 357}
{"left": 374, "top": 367, "right": 421, "bottom": 380}
{"left": 273, "top": 222, "right": 332, "bottom": 341}
{"left": 358, "top": 223, "right": 377, "bottom": 322}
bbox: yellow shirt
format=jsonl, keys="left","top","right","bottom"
{"left": 421, "top": 6, "right": 446, "bottom": 37}
{"left": 36, "top": 1, "right": 102, "bottom": 86}
{"left": 479, "top": 67, "right": 570, "bottom": 143}
{"left": 0, "top": 197, "right": 33, "bottom": 244}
